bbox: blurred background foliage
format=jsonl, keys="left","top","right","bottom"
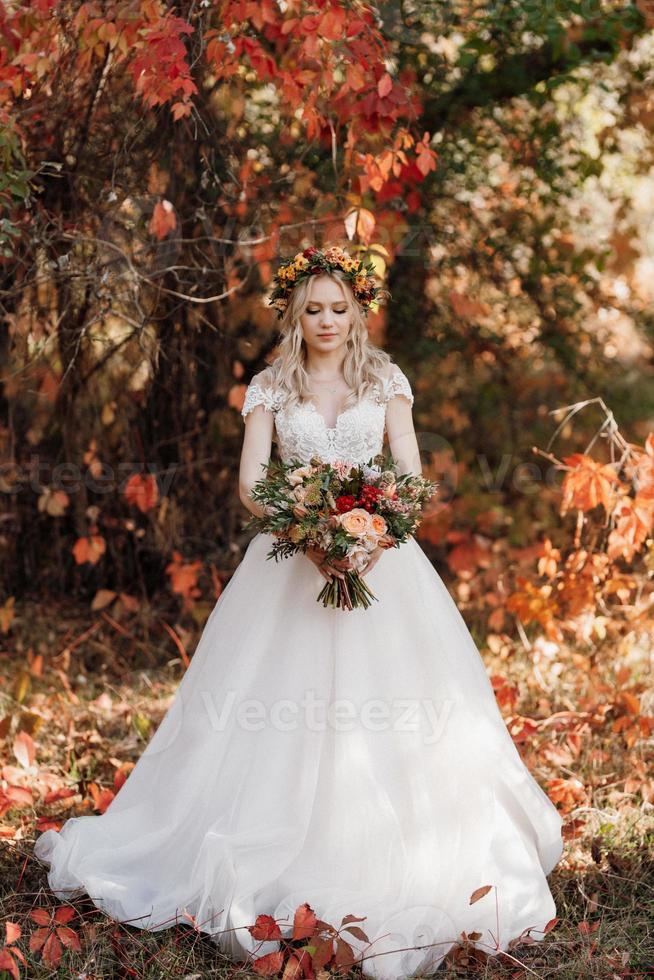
{"left": 1, "top": 0, "right": 654, "bottom": 619}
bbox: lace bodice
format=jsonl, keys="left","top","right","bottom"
{"left": 241, "top": 366, "right": 414, "bottom": 465}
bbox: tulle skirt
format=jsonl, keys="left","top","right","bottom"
{"left": 34, "top": 531, "right": 563, "bottom": 978}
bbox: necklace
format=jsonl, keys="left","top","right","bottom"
{"left": 307, "top": 374, "right": 344, "bottom": 394}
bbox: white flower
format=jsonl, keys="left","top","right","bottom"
{"left": 287, "top": 465, "right": 315, "bottom": 486}
{"left": 360, "top": 532, "right": 380, "bottom": 552}
{"left": 346, "top": 544, "right": 371, "bottom": 573}
{"left": 319, "top": 530, "right": 334, "bottom": 549}
{"left": 362, "top": 464, "right": 382, "bottom": 482}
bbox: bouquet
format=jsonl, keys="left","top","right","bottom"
{"left": 245, "top": 453, "right": 438, "bottom": 611}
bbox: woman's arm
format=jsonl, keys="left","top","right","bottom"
{"left": 238, "top": 392, "right": 344, "bottom": 583}
{"left": 361, "top": 370, "right": 421, "bottom": 577}
{"left": 238, "top": 403, "right": 274, "bottom": 518}
{"left": 385, "top": 389, "right": 422, "bottom": 478}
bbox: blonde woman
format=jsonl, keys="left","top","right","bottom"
{"left": 35, "top": 245, "right": 563, "bottom": 979}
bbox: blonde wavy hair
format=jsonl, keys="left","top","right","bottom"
{"left": 256, "top": 268, "right": 393, "bottom": 413}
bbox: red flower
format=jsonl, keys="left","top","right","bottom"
{"left": 303, "top": 247, "right": 319, "bottom": 258}
{"left": 356, "top": 484, "right": 383, "bottom": 513}
{"left": 335, "top": 494, "right": 357, "bottom": 513}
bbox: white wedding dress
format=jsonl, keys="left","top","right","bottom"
{"left": 34, "top": 364, "right": 563, "bottom": 979}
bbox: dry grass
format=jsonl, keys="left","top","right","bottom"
{"left": 1, "top": 598, "right": 653, "bottom": 978}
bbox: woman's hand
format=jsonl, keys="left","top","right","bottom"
{"left": 305, "top": 546, "right": 348, "bottom": 583}
{"left": 360, "top": 545, "right": 383, "bottom": 577}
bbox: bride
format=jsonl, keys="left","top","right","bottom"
{"left": 34, "top": 244, "right": 564, "bottom": 978}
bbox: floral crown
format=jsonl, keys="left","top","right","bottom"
{"left": 268, "top": 245, "right": 384, "bottom": 320}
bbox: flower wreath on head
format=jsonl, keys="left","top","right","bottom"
{"left": 268, "top": 245, "right": 386, "bottom": 320}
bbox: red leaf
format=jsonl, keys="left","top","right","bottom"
{"left": 249, "top": 913, "right": 283, "bottom": 942}
{"left": 0, "top": 948, "right": 21, "bottom": 980}
{"left": 29, "top": 909, "right": 51, "bottom": 928}
{"left": 377, "top": 72, "right": 392, "bottom": 97}
{"left": 56, "top": 924, "right": 82, "bottom": 951}
{"left": 41, "top": 929, "right": 63, "bottom": 967}
{"left": 292, "top": 902, "right": 317, "bottom": 940}
{"left": 124, "top": 473, "right": 159, "bottom": 514}
{"left": 252, "top": 951, "right": 284, "bottom": 976}
{"left": 148, "top": 200, "right": 177, "bottom": 240}
{"left": 5, "top": 922, "right": 21, "bottom": 945}
{"left": 281, "top": 954, "right": 303, "bottom": 979}
{"left": 54, "top": 907, "right": 76, "bottom": 925}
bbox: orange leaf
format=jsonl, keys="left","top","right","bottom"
{"left": 165, "top": 555, "right": 202, "bottom": 600}
{"left": 13, "top": 731, "right": 35, "bottom": 768}
{"left": 44, "top": 788, "right": 77, "bottom": 805}
{"left": 171, "top": 101, "right": 191, "bottom": 120}
{"left": 148, "top": 200, "right": 177, "bottom": 240}
{"left": 449, "top": 289, "right": 490, "bottom": 321}
{"left": 72, "top": 535, "right": 106, "bottom": 566}
{"left": 4, "top": 785, "right": 33, "bottom": 807}
{"left": 617, "top": 691, "right": 641, "bottom": 715}
{"left": 87, "top": 782, "right": 115, "bottom": 814}
{"left": 343, "top": 207, "right": 376, "bottom": 245}
{"left": 415, "top": 134, "right": 437, "bottom": 176}
{"left": 318, "top": 8, "right": 344, "bottom": 40}
{"left": 560, "top": 454, "right": 620, "bottom": 515}
{"left": 228, "top": 383, "right": 247, "bottom": 411}
{"left": 124, "top": 473, "right": 159, "bottom": 514}
{"left": 469, "top": 884, "right": 492, "bottom": 904}
{"left": 0, "top": 597, "right": 15, "bottom": 633}
{"left": 91, "top": 589, "right": 117, "bottom": 611}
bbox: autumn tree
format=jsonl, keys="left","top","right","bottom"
{"left": 0, "top": 0, "right": 651, "bottom": 607}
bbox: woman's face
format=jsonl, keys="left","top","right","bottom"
{"left": 298, "top": 275, "right": 351, "bottom": 356}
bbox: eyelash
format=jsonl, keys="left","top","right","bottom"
{"left": 307, "top": 309, "right": 347, "bottom": 314}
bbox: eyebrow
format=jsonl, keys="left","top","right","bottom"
{"left": 306, "top": 301, "right": 348, "bottom": 306}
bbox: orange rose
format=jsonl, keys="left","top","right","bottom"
{"left": 338, "top": 507, "right": 373, "bottom": 537}
{"left": 370, "top": 514, "right": 387, "bottom": 536}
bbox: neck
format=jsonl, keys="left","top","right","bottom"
{"left": 304, "top": 349, "right": 347, "bottom": 377}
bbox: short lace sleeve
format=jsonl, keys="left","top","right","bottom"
{"left": 241, "top": 373, "right": 283, "bottom": 418}
{"left": 378, "top": 366, "right": 414, "bottom": 407}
